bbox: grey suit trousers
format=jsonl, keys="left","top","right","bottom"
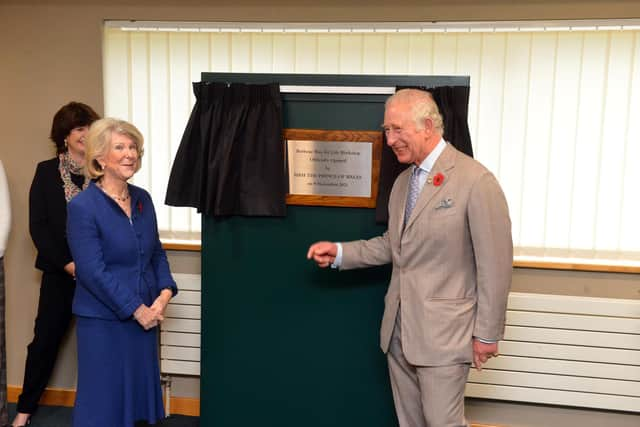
{"left": 387, "top": 311, "right": 470, "bottom": 427}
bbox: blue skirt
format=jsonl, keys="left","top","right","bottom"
{"left": 73, "top": 316, "right": 165, "bottom": 427}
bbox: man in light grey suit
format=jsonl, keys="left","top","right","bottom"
{"left": 307, "top": 89, "right": 513, "bottom": 427}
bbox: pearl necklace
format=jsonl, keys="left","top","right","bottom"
{"left": 110, "top": 193, "right": 130, "bottom": 202}
{"left": 97, "top": 182, "right": 129, "bottom": 202}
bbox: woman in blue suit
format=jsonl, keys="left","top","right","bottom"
{"left": 67, "top": 118, "right": 177, "bottom": 427}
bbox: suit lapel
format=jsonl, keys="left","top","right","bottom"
{"left": 405, "top": 144, "right": 457, "bottom": 231}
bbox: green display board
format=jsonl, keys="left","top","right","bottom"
{"left": 200, "top": 74, "right": 469, "bottom": 427}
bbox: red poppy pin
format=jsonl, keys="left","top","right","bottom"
{"left": 432, "top": 173, "right": 445, "bottom": 187}
{"left": 137, "top": 201, "right": 143, "bottom": 213}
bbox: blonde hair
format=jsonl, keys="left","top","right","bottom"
{"left": 85, "top": 118, "right": 145, "bottom": 180}
{"left": 386, "top": 89, "right": 444, "bottom": 133}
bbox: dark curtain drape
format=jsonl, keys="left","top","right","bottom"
{"left": 165, "top": 82, "right": 286, "bottom": 217}
{"left": 374, "top": 86, "right": 473, "bottom": 223}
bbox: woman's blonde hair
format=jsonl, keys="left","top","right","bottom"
{"left": 85, "top": 118, "right": 145, "bottom": 180}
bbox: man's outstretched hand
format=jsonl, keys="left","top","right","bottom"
{"left": 307, "top": 241, "right": 338, "bottom": 268}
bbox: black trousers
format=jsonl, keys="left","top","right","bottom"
{"left": 17, "top": 271, "right": 75, "bottom": 414}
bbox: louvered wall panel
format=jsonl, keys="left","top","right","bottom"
{"left": 160, "top": 273, "right": 201, "bottom": 376}
{"left": 465, "top": 292, "right": 640, "bottom": 413}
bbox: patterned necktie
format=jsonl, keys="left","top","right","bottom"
{"left": 404, "top": 167, "right": 423, "bottom": 225}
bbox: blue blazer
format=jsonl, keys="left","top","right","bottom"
{"left": 67, "top": 181, "right": 177, "bottom": 321}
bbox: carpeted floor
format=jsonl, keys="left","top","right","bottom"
{"left": 7, "top": 403, "right": 199, "bottom": 427}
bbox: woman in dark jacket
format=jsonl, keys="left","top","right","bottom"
{"left": 11, "top": 102, "right": 99, "bottom": 427}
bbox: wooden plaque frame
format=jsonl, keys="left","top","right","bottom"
{"left": 284, "top": 128, "right": 382, "bottom": 208}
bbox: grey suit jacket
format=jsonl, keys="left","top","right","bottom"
{"left": 342, "top": 143, "right": 513, "bottom": 366}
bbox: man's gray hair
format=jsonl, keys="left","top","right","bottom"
{"left": 386, "top": 89, "right": 444, "bottom": 133}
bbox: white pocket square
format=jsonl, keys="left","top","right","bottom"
{"left": 435, "top": 198, "right": 454, "bottom": 209}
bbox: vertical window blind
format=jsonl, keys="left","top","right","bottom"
{"left": 103, "top": 21, "right": 640, "bottom": 266}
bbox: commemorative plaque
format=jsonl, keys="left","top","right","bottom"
{"left": 285, "top": 129, "right": 382, "bottom": 208}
